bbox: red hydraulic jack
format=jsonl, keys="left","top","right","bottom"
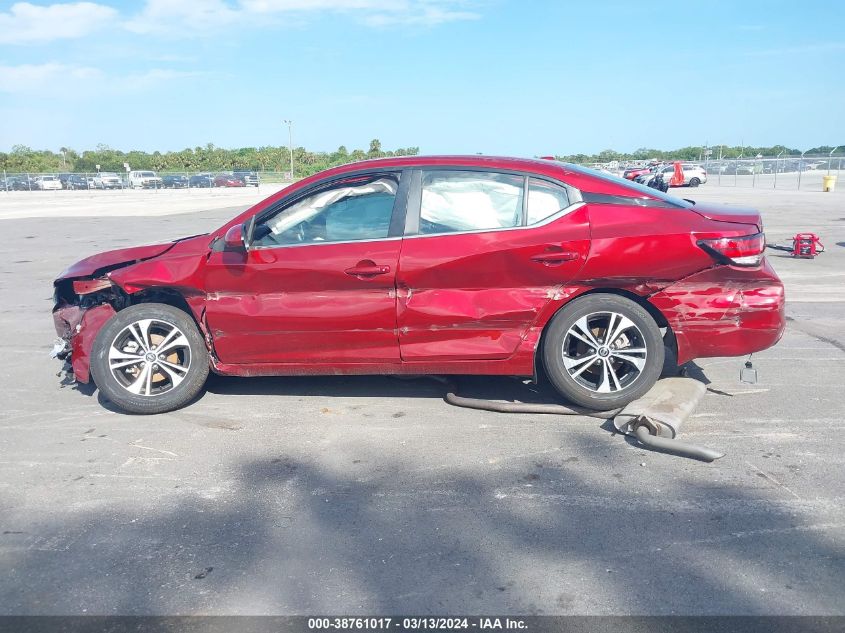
{"left": 791, "top": 233, "right": 824, "bottom": 258}
{"left": 767, "top": 233, "right": 825, "bottom": 259}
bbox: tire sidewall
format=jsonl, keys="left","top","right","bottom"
{"left": 90, "top": 303, "right": 209, "bottom": 414}
{"left": 543, "top": 295, "right": 664, "bottom": 410}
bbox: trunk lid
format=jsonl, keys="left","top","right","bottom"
{"left": 687, "top": 202, "right": 761, "bottom": 230}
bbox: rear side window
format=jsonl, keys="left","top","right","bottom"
{"left": 526, "top": 178, "right": 570, "bottom": 225}
{"left": 419, "top": 170, "right": 523, "bottom": 234}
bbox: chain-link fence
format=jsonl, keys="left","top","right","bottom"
{"left": 593, "top": 153, "right": 843, "bottom": 191}
{"left": 4, "top": 157, "right": 843, "bottom": 193}
{"left": 1, "top": 170, "right": 295, "bottom": 192}
{"left": 699, "top": 154, "right": 842, "bottom": 190}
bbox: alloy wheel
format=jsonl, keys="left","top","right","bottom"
{"left": 108, "top": 318, "right": 191, "bottom": 397}
{"left": 560, "top": 311, "right": 647, "bottom": 393}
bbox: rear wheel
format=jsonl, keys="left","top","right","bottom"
{"left": 542, "top": 294, "right": 664, "bottom": 410}
{"left": 689, "top": 177, "right": 701, "bottom": 187}
{"left": 90, "top": 303, "right": 209, "bottom": 414}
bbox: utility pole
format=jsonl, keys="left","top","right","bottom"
{"left": 283, "top": 119, "right": 294, "bottom": 180}
{"left": 774, "top": 150, "right": 784, "bottom": 189}
{"left": 828, "top": 147, "right": 839, "bottom": 176}
{"left": 798, "top": 150, "right": 807, "bottom": 189}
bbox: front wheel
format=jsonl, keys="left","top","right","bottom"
{"left": 90, "top": 303, "right": 209, "bottom": 414}
{"left": 542, "top": 294, "right": 664, "bottom": 410}
{"left": 689, "top": 177, "right": 701, "bottom": 187}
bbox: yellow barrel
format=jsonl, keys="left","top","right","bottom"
{"left": 823, "top": 175, "right": 837, "bottom": 192}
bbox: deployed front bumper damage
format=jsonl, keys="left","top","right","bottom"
{"left": 53, "top": 302, "right": 117, "bottom": 383}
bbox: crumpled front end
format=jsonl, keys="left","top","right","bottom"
{"left": 52, "top": 278, "right": 126, "bottom": 383}
{"left": 50, "top": 234, "right": 212, "bottom": 385}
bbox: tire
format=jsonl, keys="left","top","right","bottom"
{"left": 90, "top": 303, "right": 209, "bottom": 414}
{"left": 689, "top": 177, "right": 701, "bottom": 187}
{"left": 542, "top": 294, "right": 664, "bottom": 410}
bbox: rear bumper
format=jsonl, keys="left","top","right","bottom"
{"left": 649, "top": 259, "right": 785, "bottom": 365}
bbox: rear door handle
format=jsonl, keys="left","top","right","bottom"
{"left": 345, "top": 263, "right": 391, "bottom": 277}
{"left": 530, "top": 251, "right": 578, "bottom": 265}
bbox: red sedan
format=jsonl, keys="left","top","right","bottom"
{"left": 52, "top": 156, "right": 785, "bottom": 414}
{"left": 213, "top": 174, "right": 246, "bottom": 187}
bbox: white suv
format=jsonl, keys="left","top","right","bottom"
{"left": 659, "top": 163, "right": 708, "bottom": 187}
{"left": 94, "top": 172, "right": 122, "bottom": 189}
{"left": 128, "top": 170, "right": 163, "bottom": 189}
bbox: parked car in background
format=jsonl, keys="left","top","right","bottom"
{"left": 633, "top": 167, "right": 661, "bottom": 184}
{"left": 51, "top": 155, "right": 784, "bottom": 414}
{"left": 656, "top": 164, "right": 707, "bottom": 187}
{"left": 622, "top": 167, "right": 652, "bottom": 180}
{"left": 162, "top": 175, "right": 189, "bottom": 189}
{"left": 8, "top": 175, "right": 37, "bottom": 190}
{"left": 213, "top": 173, "right": 246, "bottom": 187}
{"left": 57, "top": 174, "right": 72, "bottom": 189}
{"left": 189, "top": 173, "right": 214, "bottom": 188}
{"left": 34, "top": 175, "right": 63, "bottom": 190}
{"left": 94, "top": 172, "right": 122, "bottom": 189}
{"left": 66, "top": 174, "right": 92, "bottom": 190}
{"left": 128, "top": 170, "right": 163, "bottom": 189}
{"left": 233, "top": 170, "right": 260, "bottom": 187}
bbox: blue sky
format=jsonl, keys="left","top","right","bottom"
{"left": 1, "top": 0, "right": 843, "bottom": 155}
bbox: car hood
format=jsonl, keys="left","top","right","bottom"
{"left": 56, "top": 235, "right": 208, "bottom": 281}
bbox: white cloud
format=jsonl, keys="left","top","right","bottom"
{"left": 747, "top": 42, "right": 845, "bottom": 57}
{"left": 0, "top": 63, "right": 102, "bottom": 92}
{"left": 363, "top": 3, "right": 479, "bottom": 26}
{"left": 243, "top": 0, "right": 480, "bottom": 24}
{"left": 124, "top": 0, "right": 242, "bottom": 35}
{"left": 125, "top": 0, "right": 480, "bottom": 35}
{"left": 0, "top": 2, "right": 118, "bottom": 45}
{"left": 0, "top": 62, "right": 206, "bottom": 95}
{"left": 242, "top": 0, "right": 403, "bottom": 11}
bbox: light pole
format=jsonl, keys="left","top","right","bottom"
{"left": 798, "top": 150, "right": 807, "bottom": 189}
{"left": 283, "top": 119, "right": 294, "bottom": 180}
{"left": 828, "top": 146, "right": 839, "bottom": 176}
{"left": 774, "top": 150, "right": 784, "bottom": 189}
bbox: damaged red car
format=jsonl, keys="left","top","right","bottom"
{"left": 52, "top": 156, "right": 785, "bottom": 414}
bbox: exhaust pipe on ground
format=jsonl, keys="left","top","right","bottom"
{"left": 613, "top": 377, "right": 724, "bottom": 462}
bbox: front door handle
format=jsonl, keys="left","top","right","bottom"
{"left": 345, "top": 261, "right": 391, "bottom": 277}
{"left": 530, "top": 251, "right": 578, "bottom": 265}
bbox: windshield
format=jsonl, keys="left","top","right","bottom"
{"left": 562, "top": 163, "right": 694, "bottom": 208}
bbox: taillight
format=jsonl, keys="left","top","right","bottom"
{"left": 697, "top": 232, "right": 765, "bottom": 266}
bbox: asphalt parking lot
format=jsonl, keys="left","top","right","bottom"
{"left": 0, "top": 184, "right": 843, "bottom": 615}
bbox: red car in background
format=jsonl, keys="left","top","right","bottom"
{"left": 622, "top": 166, "right": 653, "bottom": 180}
{"left": 213, "top": 173, "right": 246, "bottom": 187}
{"left": 52, "top": 156, "right": 785, "bottom": 414}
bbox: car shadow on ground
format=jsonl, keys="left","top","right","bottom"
{"left": 203, "top": 373, "right": 566, "bottom": 404}
{"left": 2, "top": 440, "right": 841, "bottom": 615}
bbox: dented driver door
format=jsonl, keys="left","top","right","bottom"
{"left": 204, "top": 171, "right": 408, "bottom": 366}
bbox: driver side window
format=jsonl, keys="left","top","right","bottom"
{"left": 252, "top": 174, "right": 399, "bottom": 247}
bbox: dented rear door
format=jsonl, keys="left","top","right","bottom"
{"left": 396, "top": 169, "right": 590, "bottom": 362}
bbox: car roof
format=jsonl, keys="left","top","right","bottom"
{"left": 336, "top": 154, "right": 562, "bottom": 171}
{"left": 221, "top": 154, "right": 695, "bottom": 234}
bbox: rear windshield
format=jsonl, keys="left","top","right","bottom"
{"left": 562, "top": 163, "right": 694, "bottom": 208}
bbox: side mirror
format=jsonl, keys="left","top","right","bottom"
{"left": 223, "top": 224, "right": 246, "bottom": 251}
